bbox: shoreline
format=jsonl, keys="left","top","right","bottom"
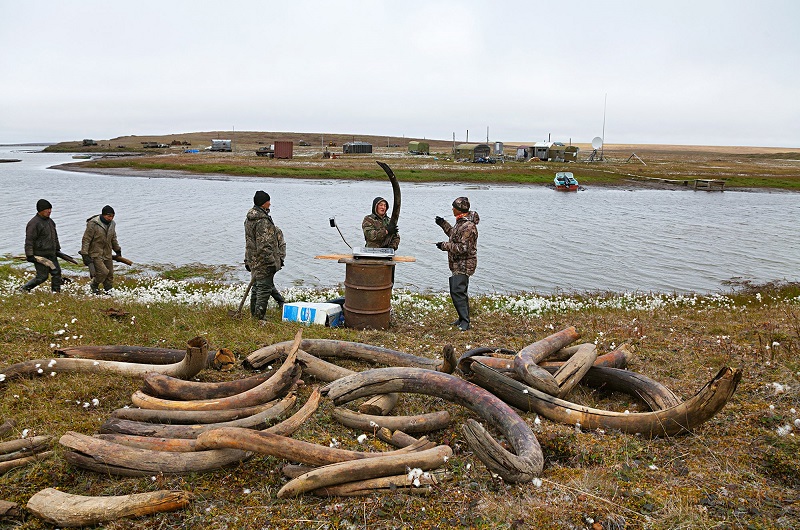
{"left": 51, "top": 162, "right": 778, "bottom": 193}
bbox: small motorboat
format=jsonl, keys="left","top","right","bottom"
{"left": 554, "top": 172, "right": 579, "bottom": 191}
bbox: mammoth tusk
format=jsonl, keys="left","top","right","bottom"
{"left": 26, "top": 488, "right": 191, "bottom": 527}
{"left": 101, "top": 394, "right": 296, "bottom": 439}
{"left": 322, "top": 367, "right": 543, "bottom": 483}
{"left": 468, "top": 361, "right": 741, "bottom": 437}
{"left": 131, "top": 333, "right": 301, "bottom": 411}
{"left": 277, "top": 445, "right": 452, "bottom": 498}
{"left": 332, "top": 408, "right": 450, "bottom": 434}
{"left": 513, "top": 327, "right": 581, "bottom": 395}
{"left": 140, "top": 368, "right": 276, "bottom": 401}
{"left": 110, "top": 400, "right": 283, "bottom": 424}
{"left": 1, "top": 337, "right": 208, "bottom": 384}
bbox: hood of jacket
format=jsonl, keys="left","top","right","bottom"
{"left": 371, "top": 196, "right": 389, "bottom": 217}
{"left": 458, "top": 211, "right": 480, "bottom": 225}
{"left": 246, "top": 206, "right": 270, "bottom": 222}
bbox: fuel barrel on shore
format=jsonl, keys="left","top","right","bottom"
{"left": 339, "top": 258, "right": 395, "bottom": 330}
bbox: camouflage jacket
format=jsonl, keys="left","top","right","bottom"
{"left": 438, "top": 211, "right": 479, "bottom": 276}
{"left": 81, "top": 215, "right": 121, "bottom": 259}
{"left": 25, "top": 213, "right": 60, "bottom": 257}
{"left": 244, "top": 206, "right": 286, "bottom": 278}
{"left": 361, "top": 196, "right": 399, "bottom": 249}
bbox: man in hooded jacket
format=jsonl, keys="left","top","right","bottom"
{"left": 434, "top": 196, "right": 479, "bottom": 331}
{"left": 22, "top": 199, "right": 63, "bottom": 292}
{"left": 81, "top": 205, "right": 122, "bottom": 294}
{"left": 362, "top": 196, "right": 399, "bottom": 250}
{"left": 244, "top": 190, "right": 286, "bottom": 320}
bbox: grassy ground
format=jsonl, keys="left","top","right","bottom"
{"left": 1, "top": 261, "right": 799, "bottom": 529}
{"left": 45, "top": 131, "right": 800, "bottom": 191}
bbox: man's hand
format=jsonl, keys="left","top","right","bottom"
{"left": 80, "top": 253, "right": 92, "bottom": 266}
{"left": 245, "top": 262, "right": 251, "bottom": 272}
{"left": 435, "top": 216, "right": 445, "bottom": 227}
{"left": 26, "top": 255, "right": 36, "bottom": 263}
{"left": 435, "top": 242, "right": 444, "bottom": 250}
{"left": 116, "top": 249, "right": 122, "bottom": 257}
{"left": 387, "top": 221, "right": 398, "bottom": 235}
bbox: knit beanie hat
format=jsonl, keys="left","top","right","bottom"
{"left": 254, "top": 190, "right": 270, "bottom": 206}
{"left": 36, "top": 199, "right": 52, "bottom": 212}
{"left": 102, "top": 205, "right": 115, "bottom": 216}
{"left": 452, "top": 196, "right": 470, "bottom": 212}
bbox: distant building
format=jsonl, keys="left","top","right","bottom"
{"left": 533, "top": 142, "right": 554, "bottom": 161}
{"left": 454, "top": 143, "right": 491, "bottom": 162}
{"left": 274, "top": 141, "right": 293, "bottom": 159}
{"left": 516, "top": 145, "right": 533, "bottom": 161}
{"left": 564, "top": 145, "right": 580, "bottom": 162}
{"left": 408, "top": 141, "right": 430, "bottom": 155}
{"left": 343, "top": 141, "right": 373, "bottom": 154}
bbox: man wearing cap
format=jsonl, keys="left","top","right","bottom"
{"left": 434, "top": 196, "right": 480, "bottom": 331}
{"left": 80, "top": 205, "right": 122, "bottom": 294}
{"left": 244, "top": 190, "right": 286, "bottom": 321}
{"left": 362, "top": 197, "right": 399, "bottom": 250}
{"left": 22, "top": 199, "right": 63, "bottom": 292}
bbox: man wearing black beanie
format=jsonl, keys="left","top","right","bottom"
{"left": 22, "top": 199, "right": 63, "bottom": 292}
{"left": 81, "top": 205, "right": 122, "bottom": 294}
{"left": 244, "top": 190, "right": 286, "bottom": 321}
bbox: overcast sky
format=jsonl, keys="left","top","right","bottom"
{"left": 2, "top": 0, "right": 799, "bottom": 147}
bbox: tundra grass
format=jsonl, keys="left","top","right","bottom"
{"left": 1, "top": 262, "right": 799, "bottom": 529}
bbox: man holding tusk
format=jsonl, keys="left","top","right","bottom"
{"left": 245, "top": 190, "right": 286, "bottom": 321}
{"left": 80, "top": 205, "right": 122, "bottom": 295}
{"left": 21, "top": 199, "right": 63, "bottom": 292}
{"left": 434, "top": 196, "right": 479, "bottom": 331}
{"left": 362, "top": 196, "right": 399, "bottom": 250}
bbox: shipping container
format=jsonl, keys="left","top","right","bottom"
{"left": 408, "top": 141, "right": 430, "bottom": 155}
{"left": 343, "top": 141, "right": 373, "bottom": 154}
{"left": 274, "top": 141, "right": 293, "bottom": 159}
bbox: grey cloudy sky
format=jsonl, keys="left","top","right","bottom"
{"left": 2, "top": 0, "right": 799, "bottom": 147}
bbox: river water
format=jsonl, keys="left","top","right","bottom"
{"left": 1, "top": 146, "right": 798, "bottom": 294}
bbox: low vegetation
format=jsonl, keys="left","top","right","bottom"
{"left": 1, "top": 260, "right": 798, "bottom": 529}
{"left": 46, "top": 131, "right": 800, "bottom": 191}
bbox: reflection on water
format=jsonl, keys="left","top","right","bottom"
{"left": 1, "top": 146, "right": 798, "bottom": 294}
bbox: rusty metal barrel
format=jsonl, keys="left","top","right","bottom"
{"left": 339, "top": 258, "right": 396, "bottom": 330}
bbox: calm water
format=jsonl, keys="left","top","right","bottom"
{"left": 1, "top": 146, "right": 798, "bottom": 294}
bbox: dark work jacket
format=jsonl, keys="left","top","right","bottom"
{"left": 25, "top": 213, "right": 60, "bottom": 257}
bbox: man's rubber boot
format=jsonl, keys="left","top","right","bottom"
{"left": 449, "top": 275, "right": 470, "bottom": 331}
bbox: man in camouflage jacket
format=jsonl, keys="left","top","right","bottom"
{"left": 80, "top": 205, "right": 122, "bottom": 294}
{"left": 244, "top": 190, "right": 286, "bottom": 320}
{"left": 362, "top": 196, "right": 399, "bottom": 250}
{"left": 22, "top": 199, "right": 63, "bottom": 292}
{"left": 434, "top": 196, "right": 479, "bottom": 331}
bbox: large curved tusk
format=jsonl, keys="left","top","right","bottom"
{"left": 322, "top": 367, "right": 542, "bottom": 482}
{"left": 141, "top": 368, "right": 276, "bottom": 401}
{"left": 468, "top": 361, "right": 741, "bottom": 437}
{"left": 1, "top": 336, "right": 208, "bottom": 384}
{"left": 513, "top": 327, "right": 580, "bottom": 395}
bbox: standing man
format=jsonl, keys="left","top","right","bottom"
{"left": 244, "top": 190, "right": 286, "bottom": 321}
{"left": 22, "top": 199, "right": 63, "bottom": 292}
{"left": 80, "top": 205, "right": 122, "bottom": 294}
{"left": 434, "top": 196, "right": 479, "bottom": 331}
{"left": 362, "top": 197, "right": 399, "bottom": 250}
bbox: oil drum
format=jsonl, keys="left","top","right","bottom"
{"left": 341, "top": 258, "right": 395, "bottom": 330}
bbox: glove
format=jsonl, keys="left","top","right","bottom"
{"left": 386, "top": 222, "right": 398, "bottom": 235}
{"left": 116, "top": 249, "right": 122, "bottom": 257}
{"left": 245, "top": 262, "right": 251, "bottom": 272}
{"left": 280, "top": 259, "right": 285, "bottom": 268}
{"left": 435, "top": 216, "right": 445, "bottom": 227}
{"left": 26, "top": 255, "right": 36, "bottom": 263}
{"left": 81, "top": 253, "right": 92, "bottom": 266}
{"left": 435, "top": 242, "right": 444, "bottom": 250}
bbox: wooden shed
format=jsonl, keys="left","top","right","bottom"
{"left": 533, "top": 142, "right": 554, "bottom": 161}
{"left": 455, "top": 143, "right": 491, "bottom": 162}
{"left": 408, "top": 141, "right": 430, "bottom": 155}
{"left": 515, "top": 146, "right": 533, "bottom": 161}
{"left": 548, "top": 144, "right": 566, "bottom": 162}
{"left": 343, "top": 141, "right": 373, "bottom": 154}
{"left": 564, "top": 145, "right": 580, "bottom": 162}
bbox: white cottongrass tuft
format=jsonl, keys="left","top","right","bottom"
{"left": 21, "top": 429, "right": 29, "bottom": 438}
{"left": 357, "top": 434, "right": 368, "bottom": 444}
{"left": 47, "top": 359, "right": 57, "bottom": 367}
{"left": 776, "top": 424, "right": 793, "bottom": 436}
{"left": 91, "top": 398, "right": 100, "bottom": 407}
{"left": 531, "top": 477, "right": 543, "bottom": 487}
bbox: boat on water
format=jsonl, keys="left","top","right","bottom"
{"left": 72, "top": 154, "right": 92, "bottom": 159}
{"left": 554, "top": 172, "right": 579, "bottom": 191}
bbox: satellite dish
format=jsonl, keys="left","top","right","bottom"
{"left": 591, "top": 136, "right": 603, "bottom": 150}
